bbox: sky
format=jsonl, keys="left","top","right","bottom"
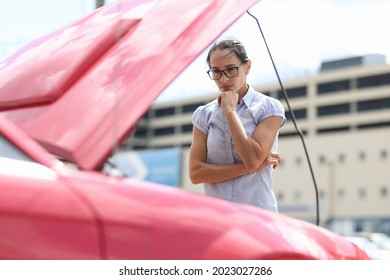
{"left": 1, "top": 0, "right": 390, "bottom": 102}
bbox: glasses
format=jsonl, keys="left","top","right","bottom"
{"left": 207, "top": 64, "right": 243, "bottom": 80}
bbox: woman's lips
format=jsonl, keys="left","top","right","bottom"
{"left": 221, "top": 85, "right": 233, "bottom": 91}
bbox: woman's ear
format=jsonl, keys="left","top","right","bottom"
{"left": 245, "top": 60, "right": 252, "bottom": 74}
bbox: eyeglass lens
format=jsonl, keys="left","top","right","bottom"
{"left": 208, "top": 67, "right": 239, "bottom": 80}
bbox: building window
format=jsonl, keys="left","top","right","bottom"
{"left": 337, "top": 188, "right": 345, "bottom": 199}
{"left": 380, "top": 149, "right": 388, "bottom": 160}
{"left": 285, "top": 108, "right": 307, "bottom": 120}
{"left": 279, "top": 130, "right": 308, "bottom": 138}
{"left": 317, "top": 126, "right": 350, "bottom": 134}
{"left": 317, "top": 80, "right": 350, "bottom": 95}
{"left": 358, "top": 151, "right": 366, "bottom": 161}
{"left": 277, "top": 86, "right": 307, "bottom": 99}
{"left": 338, "top": 153, "right": 346, "bottom": 163}
{"left": 295, "top": 157, "right": 302, "bottom": 166}
{"left": 134, "top": 128, "right": 147, "bottom": 138}
{"left": 380, "top": 186, "right": 388, "bottom": 197}
{"left": 153, "top": 126, "right": 175, "bottom": 136}
{"left": 183, "top": 102, "right": 204, "bottom": 113}
{"left": 317, "top": 103, "right": 350, "bottom": 117}
{"left": 357, "top": 73, "right": 390, "bottom": 88}
{"left": 181, "top": 124, "right": 193, "bottom": 133}
{"left": 319, "top": 190, "right": 325, "bottom": 199}
{"left": 133, "top": 145, "right": 147, "bottom": 150}
{"left": 140, "top": 111, "right": 150, "bottom": 120}
{"left": 154, "top": 107, "right": 175, "bottom": 117}
{"left": 357, "top": 97, "right": 390, "bottom": 112}
{"left": 358, "top": 188, "right": 366, "bottom": 199}
{"left": 357, "top": 121, "right": 390, "bottom": 130}
{"left": 319, "top": 155, "right": 326, "bottom": 165}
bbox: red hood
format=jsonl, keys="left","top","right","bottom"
{"left": 0, "top": 0, "right": 259, "bottom": 170}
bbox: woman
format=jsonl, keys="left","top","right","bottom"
{"left": 189, "top": 38, "right": 286, "bottom": 212}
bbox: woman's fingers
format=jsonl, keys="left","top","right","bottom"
{"left": 269, "top": 152, "right": 282, "bottom": 165}
{"left": 268, "top": 152, "right": 282, "bottom": 169}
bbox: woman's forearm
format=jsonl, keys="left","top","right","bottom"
{"left": 190, "top": 161, "right": 249, "bottom": 184}
{"left": 224, "top": 110, "right": 263, "bottom": 171}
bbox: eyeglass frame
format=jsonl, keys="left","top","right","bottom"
{"left": 206, "top": 64, "right": 244, "bottom": 80}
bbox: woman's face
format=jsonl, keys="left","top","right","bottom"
{"left": 208, "top": 49, "right": 251, "bottom": 97}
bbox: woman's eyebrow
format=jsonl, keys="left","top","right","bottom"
{"left": 223, "top": 64, "right": 238, "bottom": 68}
{"left": 210, "top": 64, "right": 238, "bottom": 69}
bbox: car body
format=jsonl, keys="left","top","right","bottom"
{"left": 343, "top": 236, "right": 390, "bottom": 260}
{"left": 0, "top": 0, "right": 370, "bottom": 260}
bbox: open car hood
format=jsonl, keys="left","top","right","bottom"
{"left": 0, "top": 0, "right": 259, "bottom": 170}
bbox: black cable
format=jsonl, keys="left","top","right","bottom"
{"left": 247, "top": 10, "right": 320, "bottom": 226}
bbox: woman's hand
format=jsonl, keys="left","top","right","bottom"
{"left": 254, "top": 151, "right": 282, "bottom": 172}
{"left": 218, "top": 91, "right": 239, "bottom": 112}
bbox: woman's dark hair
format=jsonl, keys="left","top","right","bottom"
{"left": 206, "top": 38, "right": 249, "bottom": 67}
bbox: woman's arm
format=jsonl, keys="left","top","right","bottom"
{"left": 189, "top": 127, "right": 250, "bottom": 184}
{"left": 219, "top": 91, "right": 283, "bottom": 172}
{"left": 189, "top": 126, "right": 282, "bottom": 185}
{"left": 255, "top": 151, "right": 282, "bottom": 172}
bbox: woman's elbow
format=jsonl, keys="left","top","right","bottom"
{"left": 243, "top": 158, "right": 264, "bottom": 173}
{"left": 190, "top": 178, "right": 202, "bottom": 185}
{"left": 189, "top": 174, "right": 199, "bottom": 185}
{"left": 189, "top": 169, "right": 203, "bottom": 185}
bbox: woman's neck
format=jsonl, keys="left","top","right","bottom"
{"left": 238, "top": 84, "right": 249, "bottom": 100}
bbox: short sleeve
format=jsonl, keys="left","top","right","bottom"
{"left": 253, "top": 96, "right": 286, "bottom": 128}
{"left": 192, "top": 100, "right": 219, "bottom": 134}
{"left": 192, "top": 105, "right": 209, "bottom": 134}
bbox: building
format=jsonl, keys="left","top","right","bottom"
{"left": 122, "top": 54, "right": 390, "bottom": 235}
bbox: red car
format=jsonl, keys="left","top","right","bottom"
{"left": 0, "top": 0, "right": 369, "bottom": 260}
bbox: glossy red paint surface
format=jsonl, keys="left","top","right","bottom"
{"left": 0, "top": 0, "right": 370, "bottom": 260}
{"left": 0, "top": 0, "right": 259, "bottom": 170}
{"left": 0, "top": 113, "right": 370, "bottom": 259}
{"left": 0, "top": 155, "right": 370, "bottom": 260}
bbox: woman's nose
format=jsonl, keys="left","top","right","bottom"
{"left": 220, "top": 73, "right": 229, "bottom": 82}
